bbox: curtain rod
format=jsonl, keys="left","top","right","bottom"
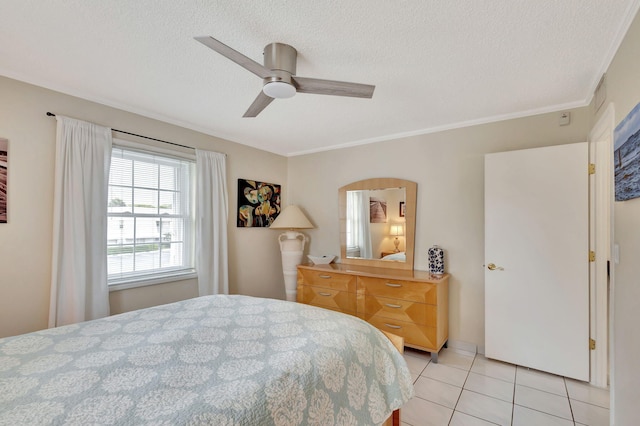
{"left": 46, "top": 112, "right": 194, "bottom": 150}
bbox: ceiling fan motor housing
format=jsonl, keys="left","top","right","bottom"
{"left": 263, "top": 43, "right": 297, "bottom": 85}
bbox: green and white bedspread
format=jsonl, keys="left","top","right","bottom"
{"left": 0, "top": 295, "right": 414, "bottom": 425}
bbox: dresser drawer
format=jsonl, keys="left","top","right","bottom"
{"left": 367, "top": 315, "right": 438, "bottom": 350}
{"left": 299, "top": 269, "right": 356, "bottom": 292}
{"left": 298, "top": 285, "right": 356, "bottom": 315}
{"left": 297, "top": 265, "right": 449, "bottom": 356}
{"left": 359, "top": 276, "right": 437, "bottom": 304}
{"left": 364, "top": 295, "right": 436, "bottom": 326}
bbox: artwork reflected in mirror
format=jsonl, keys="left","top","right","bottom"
{"left": 340, "top": 178, "right": 417, "bottom": 271}
{"left": 369, "top": 197, "right": 387, "bottom": 223}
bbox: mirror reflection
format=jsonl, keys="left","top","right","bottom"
{"left": 345, "top": 187, "right": 406, "bottom": 262}
{"left": 339, "top": 178, "right": 416, "bottom": 271}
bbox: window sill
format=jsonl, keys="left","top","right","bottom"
{"left": 108, "top": 270, "right": 197, "bottom": 292}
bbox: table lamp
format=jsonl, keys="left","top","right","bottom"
{"left": 270, "top": 205, "right": 314, "bottom": 301}
{"left": 390, "top": 223, "right": 404, "bottom": 252}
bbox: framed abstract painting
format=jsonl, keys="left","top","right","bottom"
{"left": 237, "top": 179, "right": 281, "bottom": 227}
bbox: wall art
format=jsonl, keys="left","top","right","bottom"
{"left": 237, "top": 179, "right": 281, "bottom": 227}
{"left": 614, "top": 101, "right": 640, "bottom": 201}
{"left": 369, "top": 197, "right": 387, "bottom": 223}
{"left": 0, "top": 138, "right": 6, "bottom": 223}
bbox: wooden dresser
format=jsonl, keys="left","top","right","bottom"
{"left": 297, "top": 263, "right": 449, "bottom": 362}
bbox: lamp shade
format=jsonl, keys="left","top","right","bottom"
{"left": 390, "top": 224, "right": 404, "bottom": 236}
{"left": 270, "top": 205, "right": 314, "bottom": 229}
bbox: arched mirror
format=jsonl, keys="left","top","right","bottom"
{"left": 339, "top": 178, "right": 417, "bottom": 270}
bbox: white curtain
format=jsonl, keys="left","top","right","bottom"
{"left": 347, "top": 190, "right": 372, "bottom": 258}
{"left": 195, "top": 149, "right": 229, "bottom": 296}
{"left": 49, "top": 116, "right": 112, "bottom": 327}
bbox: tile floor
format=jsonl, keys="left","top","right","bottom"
{"left": 401, "top": 348, "right": 610, "bottom": 426}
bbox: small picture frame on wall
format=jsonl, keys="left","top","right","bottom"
{"left": 0, "top": 138, "right": 7, "bottom": 223}
{"left": 399, "top": 201, "right": 405, "bottom": 218}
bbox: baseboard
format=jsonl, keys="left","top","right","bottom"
{"left": 446, "top": 339, "right": 477, "bottom": 356}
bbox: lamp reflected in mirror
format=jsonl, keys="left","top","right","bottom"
{"left": 390, "top": 223, "right": 404, "bottom": 252}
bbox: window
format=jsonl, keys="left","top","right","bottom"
{"left": 345, "top": 190, "right": 372, "bottom": 258}
{"left": 107, "top": 145, "right": 195, "bottom": 287}
{"left": 346, "top": 191, "right": 358, "bottom": 252}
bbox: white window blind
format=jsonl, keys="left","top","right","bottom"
{"left": 107, "top": 146, "right": 195, "bottom": 285}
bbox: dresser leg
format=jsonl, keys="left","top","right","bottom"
{"left": 431, "top": 351, "right": 439, "bottom": 363}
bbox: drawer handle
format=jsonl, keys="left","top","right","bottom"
{"left": 318, "top": 292, "right": 332, "bottom": 297}
{"left": 318, "top": 275, "right": 332, "bottom": 279}
{"left": 385, "top": 283, "right": 402, "bottom": 288}
{"left": 385, "top": 303, "right": 402, "bottom": 309}
{"left": 384, "top": 323, "right": 402, "bottom": 329}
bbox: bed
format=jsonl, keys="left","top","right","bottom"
{"left": 0, "top": 295, "right": 414, "bottom": 425}
{"left": 381, "top": 252, "right": 406, "bottom": 262}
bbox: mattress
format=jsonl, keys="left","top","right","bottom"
{"left": 0, "top": 295, "right": 414, "bottom": 425}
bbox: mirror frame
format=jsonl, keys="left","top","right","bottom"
{"left": 339, "top": 178, "right": 417, "bottom": 270}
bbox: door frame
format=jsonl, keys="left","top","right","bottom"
{"left": 589, "top": 102, "right": 614, "bottom": 387}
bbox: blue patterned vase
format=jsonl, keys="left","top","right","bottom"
{"left": 428, "top": 245, "right": 444, "bottom": 275}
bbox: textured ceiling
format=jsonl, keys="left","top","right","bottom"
{"left": 1, "top": 1, "right": 639, "bottom": 156}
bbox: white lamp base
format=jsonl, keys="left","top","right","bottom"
{"left": 278, "top": 231, "right": 307, "bottom": 301}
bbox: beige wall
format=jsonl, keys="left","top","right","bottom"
{"left": 0, "top": 76, "right": 288, "bottom": 338}
{"left": 594, "top": 9, "right": 640, "bottom": 425}
{"left": 288, "top": 109, "right": 590, "bottom": 350}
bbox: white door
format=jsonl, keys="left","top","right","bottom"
{"left": 485, "top": 143, "right": 590, "bottom": 381}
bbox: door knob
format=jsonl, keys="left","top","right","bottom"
{"left": 487, "top": 263, "right": 504, "bottom": 271}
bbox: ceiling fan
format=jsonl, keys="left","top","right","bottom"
{"left": 194, "top": 36, "right": 375, "bottom": 117}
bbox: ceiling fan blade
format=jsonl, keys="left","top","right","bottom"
{"left": 194, "top": 36, "right": 272, "bottom": 79}
{"left": 292, "top": 76, "right": 375, "bottom": 98}
{"left": 243, "top": 91, "right": 275, "bottom": 117}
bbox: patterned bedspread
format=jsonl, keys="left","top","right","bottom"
{"left": 0, "top": 295, "right": 414, "bottom": 425}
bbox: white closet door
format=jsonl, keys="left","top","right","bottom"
{"left": 485, "top": 143, "right": 589, "bottom": 381}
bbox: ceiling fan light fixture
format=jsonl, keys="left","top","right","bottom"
{"left": 263, "top": 81, "right": 296, "bottom": 99}
{"left": 195, "top": 36, "right": 375, "bottom": 116}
